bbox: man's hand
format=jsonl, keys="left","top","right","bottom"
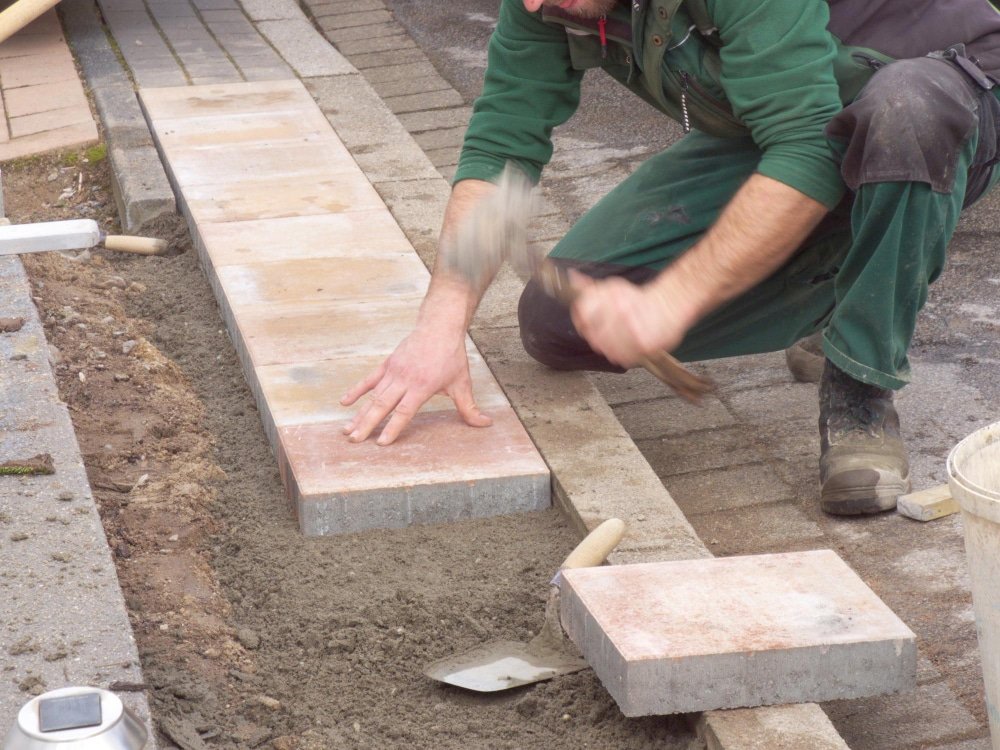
{"left": 339, "top": 325, "right": 492, "bottom": 446}
{"left": 339, "top": 178, "right": 498, "bottom": 446}
{"left": 571, "top": 174, "right": 831, "bottom": 368}
{"left": 568, "top": 270, "right": 689, "bottom": 368}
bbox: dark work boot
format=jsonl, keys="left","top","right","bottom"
{"left": 818, "top": 360, "right": 910, "bottom": 515}
{"left": 785, "top": 332, "right": 825, "bottom": 383}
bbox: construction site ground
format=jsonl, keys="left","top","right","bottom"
{"left": 2, "top": 0, "right": 999, "bottom": 748}
{"left": 4, "top": 153, "right": 693, "bottom": 749}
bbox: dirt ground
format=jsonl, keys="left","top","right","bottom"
{"left": 3, "top": 150, "right": 696, "bottom": 748}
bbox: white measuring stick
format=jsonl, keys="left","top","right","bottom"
{"left": 0, "top": 219, "right": 167, "bottom": 256}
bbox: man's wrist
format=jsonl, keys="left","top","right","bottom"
{"left": 647, "top": 267, "right": 704, "bottom": 339}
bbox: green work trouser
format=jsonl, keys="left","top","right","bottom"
{"left": 520, "top": 86, "right": 999, "bottom": 390}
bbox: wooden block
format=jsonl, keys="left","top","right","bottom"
{"left": 897, "top": 484, "right": 959, "bottom": 522}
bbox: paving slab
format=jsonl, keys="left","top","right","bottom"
{"left": 0, "top": 10, "right": 98, "bottom": 160}
{"left": 140, "top": 79, "right": 550, "bottom": 535}
{"left": 561, "top": 550, "right": 917, "bottom": 716}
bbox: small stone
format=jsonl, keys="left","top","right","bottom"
{"left": 103, "top": 276, "right": 128, "bottom": 290}
{"left": 0, "top": 317, "right": 24, "bottom": 333}
{"left": 561, "top": 713, "right": 571, "bottom": 721}
{"left": 10, "top": 532, "right": 28, "bottom": 542}
{"left": 47, "top": 344, "right": 63, "bottom": 366}
{"left": 122, "top": 340, "right": 137, "bottom": 355}
{"left": 51, "top": 552, "right": 71, "bottom": 563}
{"left": 168, "top": 534, "right": 179, "bottom": 542}
{"left": 254, "top": 695, "right": 281, "bottom": 710}
{"left": 127, "top": 282, "right": 146, "bottom": 294}
{"left": 159, "top": 623, "right": 169, "bottom": 631}
{"left": 203, "top": 648, "right": 220, "bottom": 658}
{"left": 58, "top": 492, "right": 73, "bottom": 502}
{"left": 113, "top": 373, "right": 130, "bottom": 382}
{"left": 237, "top": 629, "right": 261, "bottom": 650}
{"left": 78, "top": 371, "right": 86, "bottom": 383}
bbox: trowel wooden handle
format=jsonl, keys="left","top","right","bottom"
{"left": 561, "top": 518, "right": 626, "bottom": 570}
{"left": 103, "top": 235, "right": 168, "bottom": 255}
{"left": 0, "top": 0, "right": 60, "bottom": 46}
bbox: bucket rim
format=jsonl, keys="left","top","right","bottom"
{"left": 947, "top": 420, "right": 1000, "bottom": 503}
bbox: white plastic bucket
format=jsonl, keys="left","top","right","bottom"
{"left": 948, "top": 420, "right": 1000, "bottom": 748}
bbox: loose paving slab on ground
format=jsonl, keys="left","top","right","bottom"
{"left": 561, "top": 550, "right": 916, "bottom": 716}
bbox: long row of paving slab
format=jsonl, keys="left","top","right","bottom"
{"left": 139, "top": 78, "right": 549, "bottom": 534}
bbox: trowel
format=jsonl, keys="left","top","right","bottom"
{"left": 0, "top": 218, "right": 167, "bottom": 257}
{"left": 424, "top": 518, "right": 626, "bottom": 692}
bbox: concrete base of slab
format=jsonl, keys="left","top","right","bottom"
{"left": 291, "top": 473, "right": 550, "bottom": 536}
{"left": 561, "top": 550, "right": 916, "bottom": 717}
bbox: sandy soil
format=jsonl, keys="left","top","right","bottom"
{"left": 4, "top": 151, "right": 695, "bottom": 749}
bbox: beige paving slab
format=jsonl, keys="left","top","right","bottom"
{"left": 255, "top": 351, "right": 509, "bottom": 434}
{"left": 0, "top": 51, "right": 78, "bottom": 88}
{"left": 159, "top": 139, "right": 356, "bottom": 185}
{"left": 148, "top": 110, "right": 343, "bottom": 148}
{"left": 0, "top": 10, "right": 98, "bottom": 159}
{"left": 561, "top": 550, "right": 917, "bottom": 716}
{"left": 0, "top": 121, "right": 97, "bottom": 161}
{"left": 233, "top": 297, "right": 421, "bottom": 366}
{"left": 194, "top": 211, "right": 415, "bottom": 266}
{"left": 3, "top": 79, "right": 89, "bottom": 118}
{"left": 182, "top": 173, "right": 385, "bottom": 222}
{"left": 139, "top": 79, "right": 305, "bottom": 118}
{"left": 279, "top": 409, "right": 549, "bottom": 535}
{"left": 143, "top": 79, "right": 551, "bottom": 535}
{"left": 215, "top": 255, "right": 429, "bottom": 310}
{"left": 9, "top": 104, "right": 94, "bottom": 138}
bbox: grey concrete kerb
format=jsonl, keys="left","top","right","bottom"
{"left": 0, "top": 257, "right": 157, "bottom": 746}
{"left": 60, "top": 0, "right": 176, "bottom": 232}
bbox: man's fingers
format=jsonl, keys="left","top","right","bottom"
{"left": 451, "top": 379, "right": 493, "bottom": 429}
{"left": 566, "top": 267, "right": 596, "bottom": 291}
{"left": 340, "top": 362, "right": 388, "bottom": 406}
{"left": 375, "top": 397, "right": 422, "bottom": 446}
{"left": 348, "top": 382, "right": 406, "bottom": 443}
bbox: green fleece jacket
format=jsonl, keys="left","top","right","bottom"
{"left": 455, "top": 0, "right": 849, "bottom": 209}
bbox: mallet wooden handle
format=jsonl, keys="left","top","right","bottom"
{"left": 0, "top": 0, "right": 61, "bottom": 46}
{"left": 535, "top": 261, "right": 714, "bottom": 404}
{"left": 103, "top": 235, "right": 168, "bottom": 255}
{"left": 561, "top": 518, "right": 626, "bottom": 570}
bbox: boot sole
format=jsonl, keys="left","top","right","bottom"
{"left": 820, "top": 470, "right": 911, "bottom": 516}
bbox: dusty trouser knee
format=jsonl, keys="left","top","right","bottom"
{"left": 826, "top": 55, "right": 998, "bottom": 204}
{"left": 517, "top": 261, "right": 658, "bottom": 372}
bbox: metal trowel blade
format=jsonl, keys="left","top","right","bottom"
{"left": 423, "top": 640, "right": 588, "bottom": 692}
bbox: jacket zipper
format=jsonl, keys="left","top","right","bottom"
{"left": 679, "top": 71, "right": 692, "bottom": 133}
{"left": 676, "top": 69, "right": 741, "bottom": 132}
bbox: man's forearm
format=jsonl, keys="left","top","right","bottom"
{"left": 418, "top": 178, "right": 498, "bottom": 335}
{"left": 650, "top": 174, "right": 830, "bottom": 332}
